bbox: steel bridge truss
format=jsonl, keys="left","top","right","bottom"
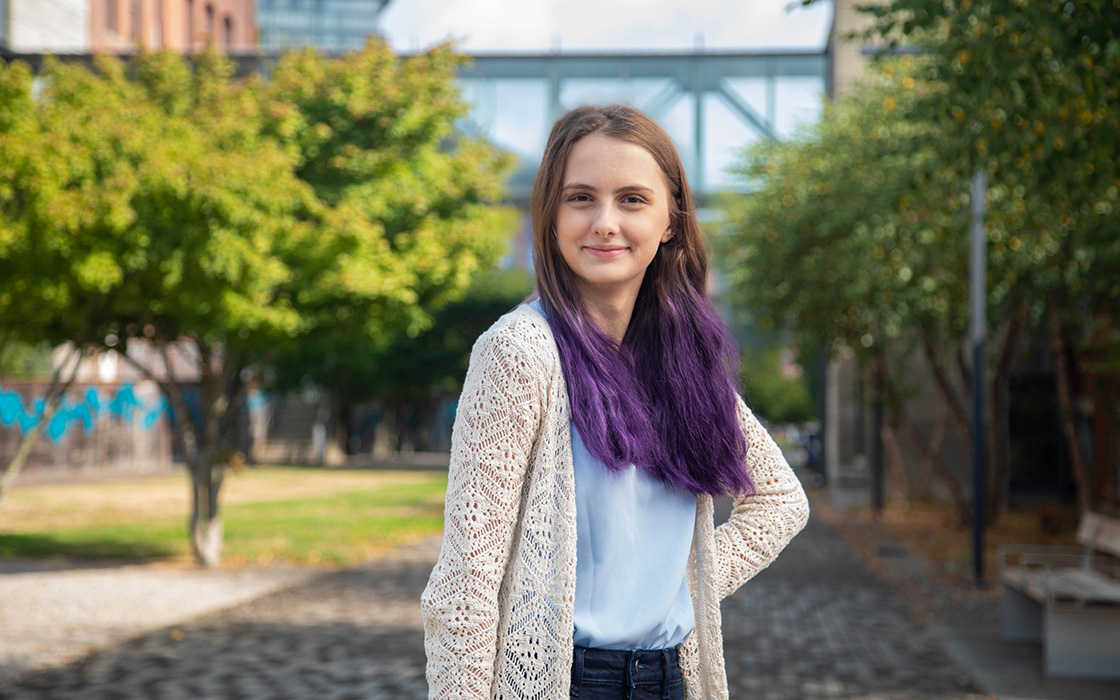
{"left": 457, "top": 50, "right": 827, "bottom": 202}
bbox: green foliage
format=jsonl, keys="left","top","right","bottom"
{"left": 739, "top": 346, "right": 816, "bottom": 425}
{"left": 368, "top": 267, "right": 534, "bottom": 400}
{"left": 0, "top": 42, "right": 514, "bottom": 562}
{"left": 719, "top": 58, "right": 985, "bottom": 361}
{"left": 0, "top": 341, "right": 53, "bottom": 379}
{"left": 269, "top": 266, "right": 532, "bottom": 404}
{"left": 811, "top": 0, "right": 1120, "bottom": 361}
{"left": 256, "top": 42, "right": 517, "bottom": 406}
{"left": 729, "top": 0, "right": 1120, "bottom": 358}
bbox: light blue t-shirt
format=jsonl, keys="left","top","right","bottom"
{"left": 527, "top": 300, "right": 696, "bottom": 650}
{"left": 570, "top": 426, "right": 697, "bottom": 649}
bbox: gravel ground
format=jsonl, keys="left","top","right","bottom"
{"left": 0, "top": 559, "right": 315, "bottom": 682}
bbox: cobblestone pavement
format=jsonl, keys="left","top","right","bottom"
{"left": 720, "top": 517, "right": 985, "bottom": 700}
{"left": 1, "top": 513, "right": 989, "bottom": 700}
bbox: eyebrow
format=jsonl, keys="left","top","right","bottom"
{"left": 562, "top": 183, "right": 657, "bottom": 195}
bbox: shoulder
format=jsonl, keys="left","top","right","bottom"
{"left": 473, "top": 303, "right": 559, "bottom": 367}
{"left": 462, "top": 303, "right": 562, "bottom": 389}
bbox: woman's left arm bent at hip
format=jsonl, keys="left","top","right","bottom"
{"left": 711, "top": 395, "right": 811, "bottom": 600}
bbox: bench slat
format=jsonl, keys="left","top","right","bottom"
{"left": 1076, "top": 512, "right": 1120, "bottom": 559}
{"left": 1049, "top": 570, "right": 1120, "bottom": 605}
{"left": 1002, "top": 567, "right": 1120, "bottom": 606}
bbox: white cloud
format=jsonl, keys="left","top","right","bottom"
{"left": 380, "top": 0, "right": 833, "bottom": 53}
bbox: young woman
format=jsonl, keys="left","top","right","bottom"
{"left": 421, "top": 104, "right": 809, "bottom": 700}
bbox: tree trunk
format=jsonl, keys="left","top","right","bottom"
{"left": 0, "top": 345, "right": 83, "bottom": 512}
{"left": 1089, "top": 392, "right": 1118, "bottom": 516}
{"left": 191, "top": 339, "right": 231, "bottom": 568}
{"left": 189, "top": 461, "right": 223, "bottom": 568}
{"left": 1085, "top": 312, "right": 1119, "bottom": 517}
{"left": 120, "top": 338, "right": 231, "bottom": 567}
{"left": 986, "top": 308, "right": 1025, "bottom": 524}
{"left": 921, "top": 395, "right": 949, "bottom": 500}
{"left": 1049, "top": 300, "right": 1091, "bottom": 513}
{"left": 879, "top": 355, "right": 972, "bottom": 525}
{"left": 924, "top": 342, "right": 973, "bottom": 461}
{"left": 880, "top": 417, "right": 911, "bottom": 499}
{"left": 956, "top": 346, "right": 973, "bottom": 399}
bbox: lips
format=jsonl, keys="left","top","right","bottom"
{"left": 584, "top": 246, "right": 628, "bottom": 258}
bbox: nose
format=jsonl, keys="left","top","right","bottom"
{"left": 592, "top": 203, "right": 620, "bottom": 237}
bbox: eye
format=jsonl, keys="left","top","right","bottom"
{"left": 621, "top": 194, "right": 648, "bottom": 205}
{"left": 567, "top": 193, "right": 592, "bottom": 203}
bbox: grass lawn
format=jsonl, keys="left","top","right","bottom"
{"left": 0, "top": 467, "right": 448, "bottom": 567}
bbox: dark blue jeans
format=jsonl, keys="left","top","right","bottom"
{"left": 569, "top": 645, "right": 685, "bottom": 700}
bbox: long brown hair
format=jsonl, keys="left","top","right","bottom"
{"left": 528, "top": 104, "right": 751, "bottom": 496}
{"left": 530, "top": 104, "right": 708, "bottom": 319}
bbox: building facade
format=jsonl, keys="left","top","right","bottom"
{"left": 255, "top": 0, "right": 389, "bottom": 52}
{"left": 89, "top": 0, "right": 255, "bottom": 53}
{"left": 0, "top": 0, "right": 91, "bottom": 52}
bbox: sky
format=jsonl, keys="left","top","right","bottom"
{"left": 379, "top": 0, "right": 834, "bottom": 54}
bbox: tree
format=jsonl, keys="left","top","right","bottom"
{"left": 719, "top": 57, "right": 1043, "bottom": 523}
{"left": 106, "top": 49, "right": 326, "bottom": 566}
{"left": 738, "top": 345, "right": 816, "bottom": 426}
{"left": 257, "top": 42, "right": 516, "bottom": 448}
{"left": 808, "top": 0, "right": 1120, "bottom": 513}
{"left": 271, "top": 268, "right": 532, "bottom": 455}
{"left": 0, "top": 42, "right": 516, "bottom": 564}
{"left": 0, "top": 56, "right": 151, "bottom": 509}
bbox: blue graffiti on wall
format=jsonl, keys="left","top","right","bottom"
{"left": 0, "top": 381, "right": 171, "bottom": 443}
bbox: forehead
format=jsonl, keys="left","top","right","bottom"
{"left": 562, "top": 134, "right": 667, "bottom": 190}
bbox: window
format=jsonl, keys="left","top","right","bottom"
{"left": 224, "top": 16, "right": 232, "bottom": 49}
{"left": 131, "top": 0, "right": 141, "bottom": 42}
{"left": 205, "top": 4, "right": 214, "bottom": 37}
{"left": 106, "top": 0, "right": 119, "bottom": 32}
{"left": 186, "top": 0, "right": 193, "bottom": 45}
{"left": 153, "top": 0, "right": 162, "bottom": 48}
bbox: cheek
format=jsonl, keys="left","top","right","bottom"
{"left": 554, "top": 209, "right": 583, "bottom": 246}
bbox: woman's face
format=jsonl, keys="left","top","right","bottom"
{"left": 554, "top": 133, "right": 673, "bottom": 309}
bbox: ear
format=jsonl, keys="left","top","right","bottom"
{"left": 661, "top": 227, "right": 674, "bottom": 244}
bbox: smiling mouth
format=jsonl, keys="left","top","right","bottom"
{"left": 585, "top": 246, "right": 627, "bottom": 257}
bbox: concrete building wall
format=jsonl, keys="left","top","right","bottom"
{"left": 0, "top": 380, "right": 175, "bottom": 485}
{"left": 828, "top": 0, "right": 884, "bottom": 99}
{"left": 4, "top": 0, "right": 90, "bottom": 52}
{"left": 0, "top": 0, "right": 8, "bottom": 49}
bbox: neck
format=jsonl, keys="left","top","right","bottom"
{"left": 579, "top": 286, "right": 640, "bottom": 344}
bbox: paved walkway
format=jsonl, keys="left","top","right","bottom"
{"left": 0, "top": 561, "right": 315, "bottom": 680}
{"left": 2, "top": 505, "right": 1117, "bottom": 699}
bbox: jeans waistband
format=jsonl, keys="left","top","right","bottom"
{"left": 571, "top": 645, "right": 682, "bottom": 699}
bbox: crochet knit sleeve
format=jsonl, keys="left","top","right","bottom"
{"left": 711, "top": 396, "right": 810, "bottom": 600}
{"left": 420, "top": 325, "right": 543, "bottom": 700}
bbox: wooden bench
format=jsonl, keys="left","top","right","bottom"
{"left": 1000, "top": 511, "right": 1120, "bottom": 678}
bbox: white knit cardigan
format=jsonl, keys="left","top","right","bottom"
{"left": 420, "top": 304, "right": 810, "bottom": 700}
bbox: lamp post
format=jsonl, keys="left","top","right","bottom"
{"left": 970, "top": 169, "right": 988, "bottom": 583}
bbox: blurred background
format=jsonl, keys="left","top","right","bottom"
{"left": 1, "top": 1, "right": 1119, "bottom": 693}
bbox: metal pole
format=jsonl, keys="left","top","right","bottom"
{"left": 691, "top": 59, "right": 704, "bottom": 194}
{"left": 871, "top": 359, "right": 884, "bottom": 515}
{"left": 970, "top": 169, "right": 988, "bottom": 583}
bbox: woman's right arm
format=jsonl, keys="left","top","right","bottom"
{"left": 420, "top": 328, "right": 543, "bottom": 700}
